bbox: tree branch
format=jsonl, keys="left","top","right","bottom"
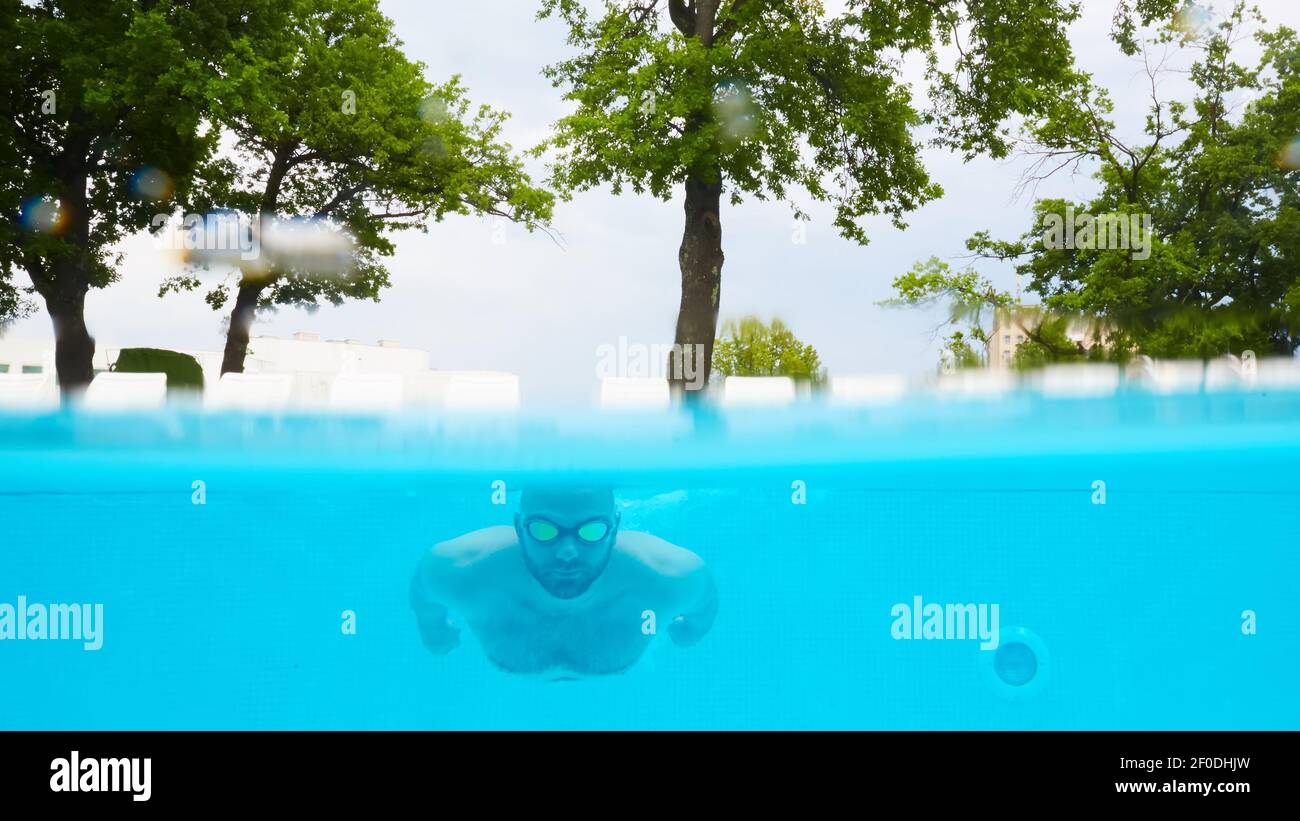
{"left": 260, "top": 141, "right": 299, "bottom": 214}
{"left": 668, "top": 0, "right": 695, "bottom": 36}
{"left": 627, "top": 0, "right": 660, "bottom": 30}
{"left": 313, "top": 182, "right": 371, "bottom": 219}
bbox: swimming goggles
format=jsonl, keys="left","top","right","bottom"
{"left": 524, "top": 518, "right": 611, "bottom": 543}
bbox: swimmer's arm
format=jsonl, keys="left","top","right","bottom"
{"left": 620, "top": 533, "right": 717, "bottom": 647}
{"left": 667, "top": 562, "right": 717, "bottom": 648}
{"left": 408, "top": 544, "right": 464, "bottom": 655}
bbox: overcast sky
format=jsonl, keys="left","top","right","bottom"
{"left": 7, "top": 0, "right": 1299, "bottom": 402}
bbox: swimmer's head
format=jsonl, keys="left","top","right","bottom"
{"left": 515, "top": 486, "right": 619, "bottom": 599}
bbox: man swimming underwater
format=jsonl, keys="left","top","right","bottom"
{"left": 409, "top": 486, "right": 717, "bottom": 679}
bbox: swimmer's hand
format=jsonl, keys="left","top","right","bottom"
{"left": 667, "top": 564, "right": 717, "bottom": 647}
{"left": 417, "top": 616, "right": 461, "bottom": 655}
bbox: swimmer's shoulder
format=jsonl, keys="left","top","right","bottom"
{"left": 613, "top": 532, "right": 716, "bottom": 619}
{"left": 614, "top": 530, "right": 705, "bottom": 579}
{"left": 430, "top": 525, "right": 519, "bottom": 569}
{"left": 418, "top": 527, "right": 519, "bottom": 601}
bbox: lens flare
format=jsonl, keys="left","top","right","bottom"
{"left": 20, "top": 196, "right": 63, "bottom": 234}
{"left": 1171, "top": 1, "right": 1213, "bottom": 42}
{"left": 1278, "top": 137, "right": 1300, "bottom": 171}
{"left": 420, "top": 135, "right": 448, "bottom": 160}
{"left": 130, "top": 166, "right": 174, "bottom": 201}
{"left": 713, "top": 79, "right": 758, "bottom": 145}
{"left": 419, "top": 95, "right": 450, "bottom": 125}
{"left": 418, "top": 96, "right": 452, "bottom": 160}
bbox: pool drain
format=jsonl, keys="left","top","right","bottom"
{"left": 981, "top": 626, "right": 1050, "bottom": 701}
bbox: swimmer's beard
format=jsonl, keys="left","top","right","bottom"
{"left": 522, "top": 551, "right": 611, "bottom": 600}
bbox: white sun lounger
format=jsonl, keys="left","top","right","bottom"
{"left": 829, "top": 374, "right": 908, "bottom": 405}
{"left": 1033, "top": 363, "right": 1120, "bottom": 398}
{"left": 722, "top": 376, "right": 796, "bottom": 406}
{"left": 599, "top": 377, "right": 671, "bottom": 409}
{"left": 206, "top": 372, "right": 295, "bottom": 411}
{"left": 0, "top": 372, "right": 60, "bottom": 410}
{"left": 1127, "top": 356, "right": 1205, "bottom": 393}
{"left": 83, "top": 372, "right": 168, "bottom": 410}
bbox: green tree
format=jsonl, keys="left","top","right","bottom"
{"left": 898, "top": 2, "right": 1300, "bottom": 362}
{"left": 0, "top": 0, "right": 253, "bottom": 394}
{"left": 882, "top": 256, "right": 1100, "bottom": 370}
{"left": 536, "top": 0, "right": 1176, "bottom": 395}
{"left": 711, "top": 315, "right": 824, "bottom": 381}
{"left": 883, "top": 256, "right": 1004, "bottom": 369}
{"left": 159, "top": 0, "right": 553, "bottom": 375}
{"left": 1037, "top": 3, "right": 1300, "bottom": 357}
{"left": 942, "top": 330, "right": 985, "bottom": 371}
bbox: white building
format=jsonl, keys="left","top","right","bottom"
{"left": 0, "top": 337, "right": 57, "bottom": 377}
{"left": 987, "top": 306, "right": 1106, "bottom": 369}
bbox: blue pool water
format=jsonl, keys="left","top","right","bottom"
{"left": 1, "top": 390, "right": 1297, "bottom": 729}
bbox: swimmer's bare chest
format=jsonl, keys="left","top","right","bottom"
{"left": 466, "top": 597, "right": 655, "bottom": 677}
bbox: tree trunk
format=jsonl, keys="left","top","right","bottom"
{"left": 670, "top": 174, "right": 724, "bottom": 397}
{"left": 220, "top": 149, "right": 293, "bottom": 376}
{"left": 220, "top": 279, "right": 266, "bottom": 375}
{"left": 42, "top": 158, "right": 96, "bottom": 398}
{"left": 45, "top": 286, "right": 96, "bottom": 397}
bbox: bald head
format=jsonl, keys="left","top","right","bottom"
{"left": 519, "top": 486, "right": 615, "bottom": 519}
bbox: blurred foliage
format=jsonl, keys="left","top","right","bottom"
{"left": 712, "top": 316, "right": 824, "bottom": 382}
{"left": 942, "top": 330, "right": 986, "bottom": 371}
